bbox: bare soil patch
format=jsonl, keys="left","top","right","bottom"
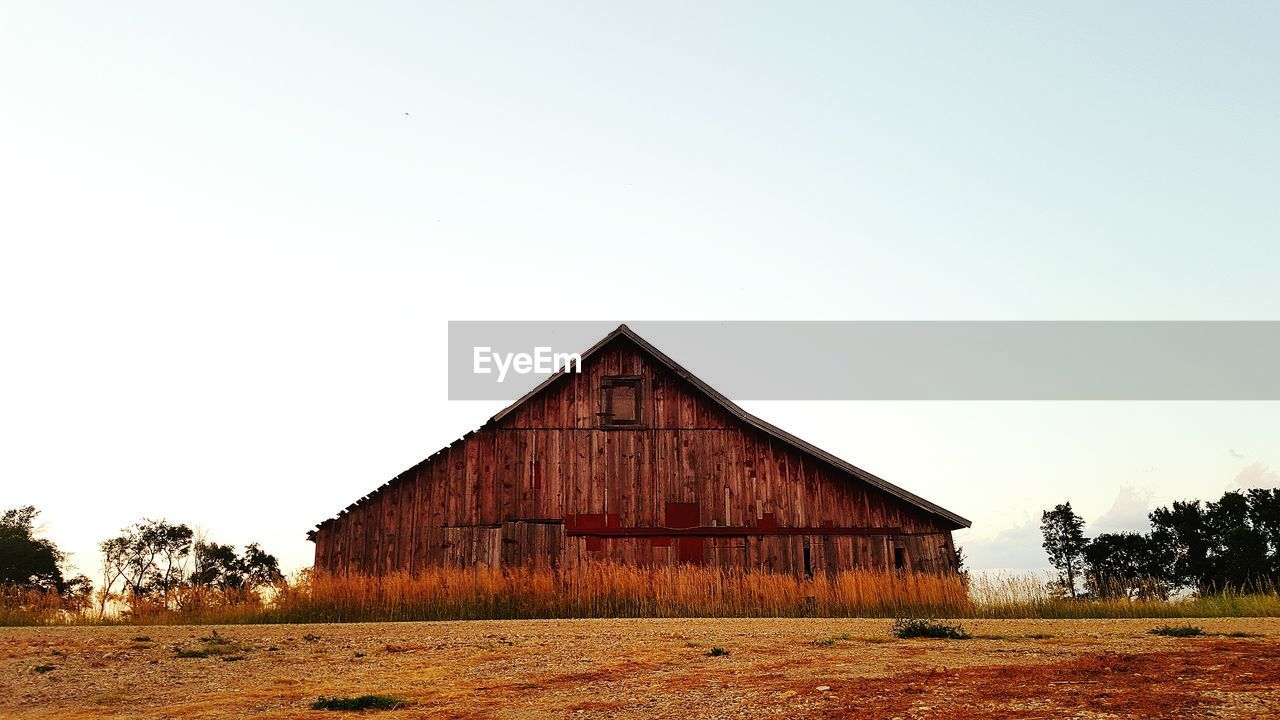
{"left": 1, "top": 618, "right": 1276, "bottom": 719}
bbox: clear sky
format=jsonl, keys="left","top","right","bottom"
{"left": 2, "top": 3, "right": 1278, "bottom": 579}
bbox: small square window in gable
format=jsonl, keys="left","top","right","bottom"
{"left": 600, "top": 376, "right": 643, "bottom": 428}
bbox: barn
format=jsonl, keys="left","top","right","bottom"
{"left": 309, "top": 325, "right": 969, "bottom": 576}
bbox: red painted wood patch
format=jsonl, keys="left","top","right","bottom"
{"left": 678, "top": 537, "right": 704, "bottom": 564}
{"left": 665, "top": 502, "right": 700, "bottom": 529}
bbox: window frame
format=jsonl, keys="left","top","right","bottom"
{"left": 893, "top": 546, "right": 908, "bottom": 571}
{"left": 599, "top": 375, "right": 645, "bottom": 428}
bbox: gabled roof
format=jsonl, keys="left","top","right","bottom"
{"left": 310, "top": 324, "right": 970, "bottom": 539}
{"left": 493, "top": 324, "right": 971, "bottom": 529}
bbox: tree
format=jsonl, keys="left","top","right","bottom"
{"left": 1041, "top": 502, "right": 1087, "bottom": 598}
{"left": 101, "top": 519, "right": 281, "bottom": 615}
{"left": 0, "top": 506, "right": 87, "bottom": 594}
{"left": 0, "top": 506, "right": 91, "bottom": 615}
{"left": 1148, "top": 500, "right": 1212, "bottom": 589}
{"left": 1205, "top": 491, "right": 1270, "bottom": 591}
{"left": 148, "top": 521, "right": 194, "bottom": 602}
{"left": 191, "top": 541, "right": 282, "bottom": 592}
{"left": 186, "top": 539, "right": 283, "bottom": 609}
{"left": 1043, "top": 489, "right": 1280, "bottom": 600}
{"left": 1083, "top": 532, "right": 1169, "bottom": 600}
{"left": 1246, "top": 489, "right": 1280, "bottom": 576}
{"left": 1, "top": 506, "right": 65, "bottom": 591}
{"left": 1147, "top": 491, "right": 1278, "bottom": 593}
{"left": 190, "top": 540, "right": 239, "bottom": 590}
{"left": 99, "top": 519, "right": 193, "bottom": 613}
{"left": 239, "top": 543, "right": 283, "bottom": 588}
{"left": 97, "top": 535, "right": 127, "bottom": 619}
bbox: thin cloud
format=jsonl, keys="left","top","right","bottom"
{"left": 1230, "top": 462, "right": 1280, "bottom": 490}
{"left": 962, "top": 518, "right": 1047, "bottom": 572}
{"left": 1090, "top": 486, "right": 1155, "bottom": 535}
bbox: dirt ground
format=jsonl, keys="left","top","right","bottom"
{"left": 1, "top": 618, "right": 1277, "bottom": 719}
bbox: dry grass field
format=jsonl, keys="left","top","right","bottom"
{"left": 2, "top": 618, "right": 1278, "bottom": 719}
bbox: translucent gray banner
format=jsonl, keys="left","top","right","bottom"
{"left": 448, "top": 321, "right": 1280, "bottom": 401}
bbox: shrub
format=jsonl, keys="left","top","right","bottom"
{"left": 892, "top": 618, "right": 971, "bottom": 640}
{"left": 814, "top": 633, "right": 851, "bottom": 647}
{"left": 1149, "top": 624, "right": 1204, "bottom": 637}
{"left": 33, "top": 664, "right": 55, "bottom": 673}
{"left": 175, "top": 633, "right": 251, "bottom": 658}
{"left": 707, "top": 646, "right": 729, "bottom": 656}
{"left": 310, "top": 695, "right": 407, "bottom": 711}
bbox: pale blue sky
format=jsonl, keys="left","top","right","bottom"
{"left": 2, "top": 3, "right": 1278, "bottom": 577}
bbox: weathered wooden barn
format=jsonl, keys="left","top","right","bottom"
{"left": 309, "top": 325, "right": 969, "bottom": 576}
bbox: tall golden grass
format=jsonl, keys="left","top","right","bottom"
{"left": 261, "top": 564, "right": 973, "bottom": 623}
{"left": 3, "top": 564, "right": 1278, "bottom": 625}
{"left": 969, "top": 572, "right": 1280, "bottom": 619}
{"left": 0, "top": 586, "right": 81, "bottom": 626}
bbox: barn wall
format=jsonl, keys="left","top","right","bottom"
{"left": 312, "top": 338, "right": 959, "bottom": 575}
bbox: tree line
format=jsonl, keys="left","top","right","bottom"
{"left": 1041, "top": 488, "right": 1280, "bottom": 599}
{"left": 1, "top": 506, "right": 281, "bottom": 617}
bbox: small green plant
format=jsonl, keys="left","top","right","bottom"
{"left": 1220, "top": 631, "right": 1263, "bottom": 638}
{"left": 131, "top": 635, "right": 151, "bottom": 642}
{"left": 221, "top": 655, "right": 246, "bottom": 662}
{"left": 707, "top": 646, "right": 730, "bottom": 656}
{"left": 1023, "top": 633, "right": 1054, "bottom": 639}
{"left": 200, "top": 631, "right": 231, "bottom": 645}
{"left": 891, "top": 618, "right": 971, "bottom": 640}
{"left": 1149, "top": 624, "right": 1204, "bottom": 637}
{"left": 33, "top": 664, "right": 55, "bottom": 673}
{"left": 310, "top": 695, "right": 408, "bottom": 711}
{"left": 303, "top": 633, "right": 321, "bottom": 642}
{"left": 89, "top": 691, "right": 128, "bottom": 705}
{"left": 814, "top": 633, "right": 852, "bottom": 647}
{"left": 354, "top": 652, "right": 366, "bottom": 658}
{"left": 175, "top": 635, "right": 252, "bottom": 659}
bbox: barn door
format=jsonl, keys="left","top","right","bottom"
{"left": 665, "top": 501, "right": 704, "bottom": 565}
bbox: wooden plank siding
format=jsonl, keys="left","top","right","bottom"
{"left": 311, "top": 332, "right": 965, "bottom": 576}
